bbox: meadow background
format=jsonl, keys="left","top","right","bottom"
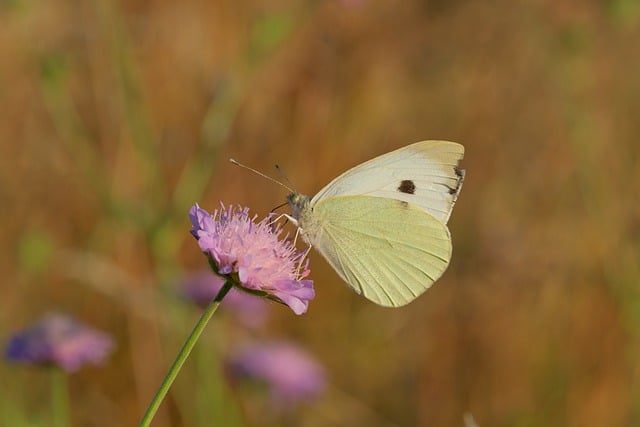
{"left": 2, "top": 0, "right": 640, "bottom": 426}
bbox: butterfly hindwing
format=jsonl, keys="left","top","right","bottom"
{"left": 308, "top": 195, "right": 452, "bottom": 307}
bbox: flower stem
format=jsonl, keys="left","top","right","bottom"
{"left": 51, "top": 367, "right": 69, "bottom": 427}
{"left": 139, "top": 280, "right": 233, "bottom": 427}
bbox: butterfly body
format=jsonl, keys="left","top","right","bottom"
{"left": 287, "top": 141, "right": 465, "bottom": 307}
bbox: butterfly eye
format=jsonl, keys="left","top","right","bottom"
{"left": 397, "top": 180, "right": 416, "bottom": 195}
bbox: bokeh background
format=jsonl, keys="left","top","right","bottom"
{"left": 2, "top": 0, "right": 640, "bottom": 426}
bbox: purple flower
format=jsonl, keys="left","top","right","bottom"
{"left": 5, "top": 313, "right": 114, "bottom": 373}
{"left": 179, "top": 270, "right": 270, "bottom": 328}
{"left": 227, "top": 342, "right": 326, "bottom": 408}
{"left": 189, "top": 203, "right": 314, "bottom": 315}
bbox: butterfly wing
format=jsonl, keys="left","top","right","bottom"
{"left": 307, "top": 195, "right": 452, "bottom": 307}
{"left": 311, "top": 141, "right": 464, "bottom": 224}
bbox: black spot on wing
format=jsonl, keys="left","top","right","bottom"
{"left": 445, "top": 166, "right": 466, "bottom": 195}
{"left": 397, "top": 180, "right": 416, "bottom": 194}
{"left": 451, "top": 167, "right": 465, "bottom": 195}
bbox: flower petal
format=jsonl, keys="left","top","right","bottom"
{"left": 189, "top": 204, "right": 315, "bottom": 315}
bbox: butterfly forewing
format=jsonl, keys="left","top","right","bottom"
{"left": 311, "top": 141, "right": 465, "bottom": 225}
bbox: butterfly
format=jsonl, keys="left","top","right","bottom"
{"left": 287, "top": 141, "right": 465, "bottom": 307}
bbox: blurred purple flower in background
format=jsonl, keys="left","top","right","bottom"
{"left": 179, "top": 269, "right": 270, "bottom": 328}
{"left": 5, "top": 312, "right": 114, "bottom": 373}
{"left": 227, "top": 341, "right": 326, "bottom": 408}
{"left": 189, "top": 203, "right": 314, "bottom": 315}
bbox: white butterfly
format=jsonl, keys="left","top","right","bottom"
{"left": 287, "top": 141, "right": 465, "bottom": 307}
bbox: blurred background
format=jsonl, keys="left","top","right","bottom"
{"left": 2, "top": 0, "right": 640, "bottom": 426}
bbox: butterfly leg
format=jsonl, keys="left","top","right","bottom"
{"left": 295, "top": 243, "right": 313, "bottom": 276}
{"left": 267, "top": 213, "right": 297, "bottom": 233}
{"left": 291, "top": 224, "right": 302, "bottom": 246}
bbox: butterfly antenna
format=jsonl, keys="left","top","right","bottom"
{"left": 229, "top": 158, "right": 294, "bottom": 193}
{"left": 274, "top": 164, "right": 297, "bottom": 192}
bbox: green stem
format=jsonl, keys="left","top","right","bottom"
{"left": 139, "top": 280, "right": 233, "bottom": 427}
{"left": 51, "top": 367, "right": 69, "bottom": 427}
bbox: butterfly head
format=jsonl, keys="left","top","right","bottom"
{"left": 287, "top": 192, "right": 311, "bottom": 222}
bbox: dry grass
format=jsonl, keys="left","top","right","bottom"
{"left": 1, "top": 0, "right": 640, "bottom": 425}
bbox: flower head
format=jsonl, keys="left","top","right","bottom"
{"left": 5, "top": 313, "right": 114, "bottom": 373}
{"left": 227, "top": 341, "right": 326, "bottom": 408}
{"left": 179, "top": 270, "right": 270, "bottom": 328}
{"left": 189, "top": 203, "right": 314, "bottom": 315}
